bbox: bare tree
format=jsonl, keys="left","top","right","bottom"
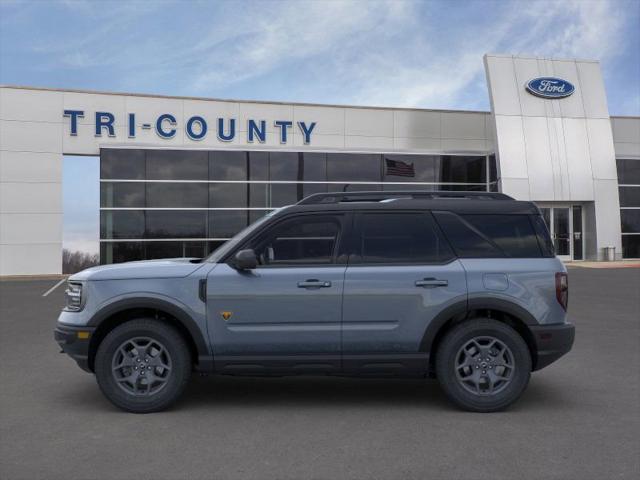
{"left": 62, "top": 249, "right": 99, "bottom": 274}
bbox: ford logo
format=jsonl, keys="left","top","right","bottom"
{"left": 526, "top": 77, "right": 575, "bottom": 99}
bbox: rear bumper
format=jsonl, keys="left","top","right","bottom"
{"left": 54, "top": 324, "right": 95, "bottom": 373}
{"left": 530, "top": 322, "right": 575, "bottom": 371}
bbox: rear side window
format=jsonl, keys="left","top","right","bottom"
{"left": 353, "top": 213, "right": 454, "bottom": 264}
{"left": 433, "top": 212, "right": 543, "bottom": 258}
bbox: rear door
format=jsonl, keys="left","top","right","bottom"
{"left": 341, "top": 211, "right": 467, "bottom": 374}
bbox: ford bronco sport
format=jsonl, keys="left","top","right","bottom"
{"left": 55, "top": 191, "right": 574, "bottom": 413}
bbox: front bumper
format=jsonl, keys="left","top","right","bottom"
{"left": 530, "top": 322, "right": 575, "bottom": 371}
{"left": 54, "top": 324, "right": 96, "bottom": 373}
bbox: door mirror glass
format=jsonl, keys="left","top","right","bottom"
{"left": 233, "top": 249, "right": 258, "bottom": 270}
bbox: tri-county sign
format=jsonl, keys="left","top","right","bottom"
{"left": 63, "top": 110, "right": 317, "bottom": 144}
{"left": 525, "top": 77, "right": 575, "bottom": 99}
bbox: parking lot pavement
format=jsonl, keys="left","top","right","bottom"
{"left": 1, "top": 268, "right": 639, "bottom": 480}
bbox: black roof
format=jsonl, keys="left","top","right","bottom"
{"left": 275, "top": 191, "right": 540, "bottom": 216}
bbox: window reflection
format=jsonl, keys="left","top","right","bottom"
{"left": 209, "top": 210, "right": 249, "bottom": 238}
{"left": 100, "top": 149, "right": 496, "bottom": 264}
{"left": 210, "top": 151, "right": 247, "bottom": 180}
{"left": 269, "top": 152, "right": 300, "bottom": 181}
{"left": 101, "top": 149, "right": 145, "bottom": 179}
{"left": 147, "top": 150, "right": 208, "bottom": 180}
{"left": 209, "top": 183, "right": 248, "bottom": 208}
{"left": 100, "top": 183, "right": 145, "bottom": 208}
{"left": 327, "top": 153, "right": 381, "bottom": 182}
{"left": 146, "top": 211, "right": 207, "bottom": 238}
{"left": 147, "top": 183, "right": 208, "bottom": 208}
{"left": 100, "top": 211, "right": 145, "bottom": 239}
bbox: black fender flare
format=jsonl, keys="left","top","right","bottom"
{"left": 419, "top": 297, "right": 538, "bottom": 353}
{"left": 87, "top": 297, "right": 210, "bottom": 362}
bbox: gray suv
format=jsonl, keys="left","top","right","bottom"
{"left": 55, "top": 191, "right": 574, "bottom": 413}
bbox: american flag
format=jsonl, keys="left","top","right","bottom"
{"left": 385, "top": 158, "right": 415, "bottom": 177}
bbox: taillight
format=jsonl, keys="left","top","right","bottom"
{"left": 555, "top": 272, "right": 568, "bottom": 310}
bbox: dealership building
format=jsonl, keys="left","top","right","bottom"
{"left": 1, "top": 53, "right": 639, "bottom": 275}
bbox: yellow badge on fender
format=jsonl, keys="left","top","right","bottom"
{"left": 221, "top": 311, "right": 232, "bottom": 321}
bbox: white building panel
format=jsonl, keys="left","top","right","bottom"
{"left": 344, "top": 135, "right": 394, "bottom": 150}
{"left": 183, "top": 99, "right": 240, "bottom": 126}
{"left": 441, "top": 138, "right": 488, "bottom": 153}
{"left": 611, "top": 117, "right": 640, "bottom": 144}
{"left": 587, "top": 119, "right": 620, "bottom": 179}
{"left": 544, "top": 116, "right": 564, "bottom": 198}
{"left": 344, "top": 108, "right": 393, "bottom": 138}
{"left": 0, "top": 87, "right": 63, "bottom": 123}
{"left": 593, "top": 179, "right": 623, "bottom": 259}
{"left": 500, "top": 178, "right": 531, "bottom": 200}
{"left": 0, "top": 213, "right": 62, "bottom": 244}
{"left": 562, "top": 118, "right": 594, "bottom": 200}
{"left": 0, "top": 120, "right": 63, "bottom": 154}
{"left": 441, "top": 112, "right": 486, "bottom": 140}
{"left": 393, "top": 110, "right": 440, "bottom": 139}
{"left": 576, "top": 61, "right": 610, "bottom": 119}
{"left": 0, "top": 182, "right": 62, "bottom": 214}
{"left": 493, "top": 115, "right": 528, "bottom": 178}
{"left": 611, "top": 117, "right": 640, "bottom": 158}
{"left": 0, "top": 151, "right": 62, "bottom": 183}
{"left": 484, "top": 55, "right": 521, "bottom": 116}
{"left": 393, "top": 137, "right": 441, "bottom": 152}
{"left": 0, "top": 243, "right": 61, "bottom": 276}
{"left": 552, "top": 60, "right": 586, "bottom": 119}
{"left": 294, "top": 105, "right": 345, "bottom": 136}
{"left": 521, "top": 116, "right": 554, "bottom": 200}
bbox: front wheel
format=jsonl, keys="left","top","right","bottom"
{"left": 95, "top": 319, "right": 192, "bottom": 413}
{"left": 435, "top": 319, "right": 531, "bottom": 412}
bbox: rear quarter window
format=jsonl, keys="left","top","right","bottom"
{"left": 433, "top": 212, "right": 544, "bottom": 258}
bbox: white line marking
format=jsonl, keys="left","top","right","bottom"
{"left": 42, "top": 278, "right": 67, "bottom": 297}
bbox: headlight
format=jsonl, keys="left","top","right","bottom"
{"left": 64, "top": 282, "right": 84, "bottom": 311}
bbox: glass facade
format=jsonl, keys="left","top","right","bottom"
{"left": 100, "top": 149, "right": 498, "bottom": 264}
{"left": 617, "top": 158, "right": 640, "bottom": 258}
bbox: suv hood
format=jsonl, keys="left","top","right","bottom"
{"left": 69, "top": 258, "right": 206, "bottom": 281}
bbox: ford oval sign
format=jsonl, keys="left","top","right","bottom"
{"left": 526, "top": 77, "right": 575, "bottom": 99}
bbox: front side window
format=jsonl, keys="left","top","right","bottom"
{"left": 353, "top": 212, "right": 454, "bottom": 264}
{"left": 249, "top": 215, "right": 341, "bottom": 266}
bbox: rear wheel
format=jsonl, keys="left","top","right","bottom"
{"left": 95, "top": 319, "right": 192, "bottom": 413}
{"left": 435, "top": 318, "right": 531, "bottom": 412}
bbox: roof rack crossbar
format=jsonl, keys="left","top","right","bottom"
{"left": 296, "top": 191, "right": 512, "bottom": 205}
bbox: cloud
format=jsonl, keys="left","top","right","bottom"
{"left": 3, "top": 0, "right": 637, "bottom": 114}
{"left": 187, "top": 1, "right": 414, "bottom": 93}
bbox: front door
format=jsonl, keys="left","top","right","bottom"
{"left": 538, "top": 205, "right": 583, "bottom": 261}
{"left": 206, "top": 213, "right": 348, "bottom": 374}
{"left": 553, "top": 207, "right": 572, "bottom": 260}
{"left": 341, "top": 212, "right": 467, "bottom": 374}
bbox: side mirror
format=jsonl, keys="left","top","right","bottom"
{"left": 233, "top": 249, "right": 258, "bottom": 270}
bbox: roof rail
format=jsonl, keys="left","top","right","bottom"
{"left": 296, "top": 191, "right": 513, "bottom": 205}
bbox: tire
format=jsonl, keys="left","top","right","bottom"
{"left": 95, "top": 319, "right": 192, "bottom": 413}
{"left": 435, "top": 318, "right": 531, "bottom": 412}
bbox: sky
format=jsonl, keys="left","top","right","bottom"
{"left": 1, "top": 0, "right": 639, "bottom": 253}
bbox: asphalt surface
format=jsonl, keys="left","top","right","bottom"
{"left": 1, "top": 267, "right": 639, "bottom": 480}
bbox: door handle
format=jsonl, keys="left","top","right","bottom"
{"left": 415, "top": 278, "right": 448, "bottom": 288}
{"left": 297, "top": 279, "right": 332, "bottom": 289}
